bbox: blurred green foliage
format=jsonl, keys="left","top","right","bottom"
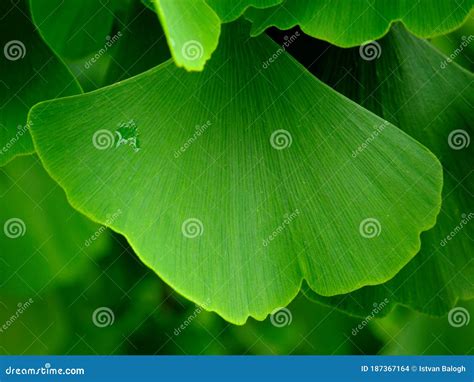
{"left": 2, "top": 224, "right": 472, "bottom": 354}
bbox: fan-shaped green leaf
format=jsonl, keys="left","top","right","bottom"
{"left": 50, "top": 1, "right": 169, "bottom": 93}
{"left": 205, "top": 0, "right": 283, "bottom": 22}
{"left": 29, "top": 0, "right": 131, "bottom": 59}
{"left": 247, "top": 0, "right": 474, "bottom": 47}
{"left": 147, "top": 0, "right": 284, "bottom": 70}
{"left": 0, "top": 0, "right": 81, "bottom": 166}
{"left": 150, "top": 0, "right": 220, "bottom": 71}
{"left": 303, "top": 24, "right": 473, "bottom": 317}
{"left": 431, "top": 17, "right": 474, "bottom": 72}
{"left": 103, "top": 2, "right": 170, "bottom": 86}
{"left": 28, "top": 21, "right": 442, "bottom": 324}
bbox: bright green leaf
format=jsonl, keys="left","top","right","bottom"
{"left": 0, "top": 0, "right": 81, "bottom": 166}
{"left": 205, "top": 0, "right": 283, "bottom": 22}
{"left": 147, "top": 0, "right": 283, "bottom": 70}
{"left": 304, "top": 24, "right": 473, "bottom": 317}
{"left": 247, "top": 0, "right": 474, "bottom": 47}
{"left": 29, "top": 21, "right": 442, "bottom": 324}
{"left": 151, "top": 0, "right": 221, "bottom": 71}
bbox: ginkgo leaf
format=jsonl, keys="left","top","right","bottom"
{"left": 0, "top": 155, "right": 110, "bottom": 298}
{"left": 205, "top": 0, "right": 283, "bottom": 22}
{"left": 147, "top": 0, "right": 284, "bottom": 70}
{"left": 29, "top": 0, "right": 132, "bottom": 60}
{"left": 64, "top": 0, "right": 171, "bottom": 91}
{"left": 103, "top": 1, "right": 170, "bottom": 86}
{"left": 247, "top": 0, "right": 474, "bottom": 47}
{"left": 144, "top": 0, "right": 283, "bottom": 22}
{"left": 0, "top": 0, "right": 81, "bottom": 166}
{"left": 301, "top": 24, "right": 473, "bottom": 317}
{"left": 53, "top": 1, "right": 169, "bottom": 93}
{"left": 151, "top": 0, "right": 220, "bottom": 71}
{"left": 431, "top": 18, "right": 474, "bottom": 72}
{"left": 28, "top": 21, "right": 443, "bottom": 324}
